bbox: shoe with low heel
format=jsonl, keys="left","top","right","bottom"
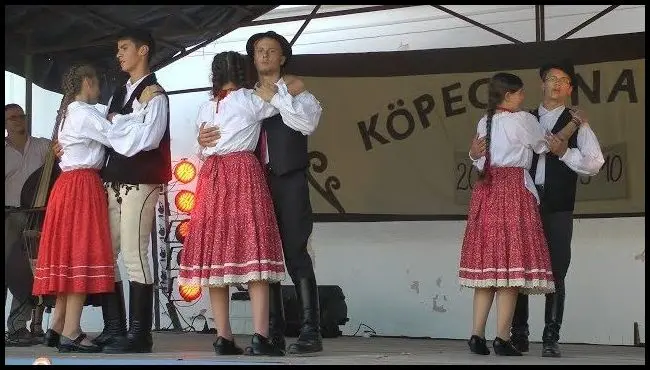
{"left": 244, "top": 333, "right": 285, "bottom": 356}
{"left": 58, "top": 333, "right": 102, "bottom": 353}
{"left": 213, "top": 336, "right": 244, "bottom": 356}
{"left": 43, "top": 329, "right": 61, "bottom": 348}
{"left": 468, "top": 335, "right": 490, "bottom": 355}
{"left": 493, "top": 337, "right": 523, "bottom": 356}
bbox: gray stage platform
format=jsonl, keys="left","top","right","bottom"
{"left": 4, "top": 332, "right": 646, "bottom": 365}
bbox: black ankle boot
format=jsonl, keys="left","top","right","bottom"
{"left": 213, "top": 336, "right": 244, "bottom": 355}
{"left": 44, "top": 329, "right": 61, "bottom": 348}
{"left": 511, "top": 293, "right": 530, "bottom": 353}
{"left": 287, "top": 277, "right": 323, "bottom": 355}
{"left": 268, "top": 282, "right": 287, "bottom": 351}
{"left": 468, "top": 335, "right": 490, "bottom": 355}
{"left": 493, "top": 337, "right": 523, "bottom": 356}
{"left": 103, "top": 282, "right": 154, "bottom": 354}
{"left": 245, "top": 333, "right": 285, "bottom": 356}
{"left": 92, "top": 282, "right": 128, "bottom": 347}
{"left": 542, "top": 281, "right": 565, "bottom": 358}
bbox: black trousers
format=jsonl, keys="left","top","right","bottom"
{"left": 540, "top": 209, "right": 573, "bottom": 282}
{"left": 512, "top": 206, "right": 573, "bottom": 334}
{"left": 267, "top": 168, "right": 315, "bottom": 282}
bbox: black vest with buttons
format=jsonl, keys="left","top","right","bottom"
{"left": 262, "top": 113, "right": 309, "bottom": 176}
{"left": 101, "top": 73, "right": 172, "bottom": 184}
{"left": 530, "top": 108, "right": 579, "bottom": 212}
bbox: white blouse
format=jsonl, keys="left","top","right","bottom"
{"left": 57, "top": 101, "right": 145, "bottom": 171}
{"left": 471, "top": 111, "right": 549, "bottom": 203}
{"left": 195, "top": 89, "right": 278, "bottom": 158}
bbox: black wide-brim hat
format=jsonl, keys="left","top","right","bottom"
{"left": 246, "top": 31, "right": 292, "bottom": 64}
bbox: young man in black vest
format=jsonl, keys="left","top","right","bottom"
{"left": 93, "top": 29, "right": 171, "bottom": 354}
{"left": 199, "top": 32, "right": 324, "bottom": 355}
{"left": 470, "top": 61, "right": 604, "bottom": 357}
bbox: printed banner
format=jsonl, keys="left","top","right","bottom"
{"left": 286, "top": 33, "right": 645, "bottom": 217}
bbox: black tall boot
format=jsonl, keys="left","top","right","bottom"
{"left": 287, "top": 277, "right": 323, "bottom": 354}
{"left": 92, "top": 282, "right": 127, "bottom": 347}
{"left": 103, "top": 282, "right": 153, "bottom": 354}
{"left": 268, "top": 282, "right": 287, "bottom": 352}
{"left": 510, "top": 293, "right": 530, "bottom": 353}
{"left": 542, "top": 280, "right": 565, "bottom": 357}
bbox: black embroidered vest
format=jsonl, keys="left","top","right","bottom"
{"left": 101, "top": 73, "right": 172, "bottom": 184}
{"left": 530, "top": 108, "right": 579, "bottom": 212}
{"left": 262, "top": 113, "right": 309, "bottom": 176}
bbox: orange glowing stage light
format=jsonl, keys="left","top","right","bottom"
{"left": 175, "top": 219, "right": 190, "bottom": 243}
{"left": 173, "top": 159, "right": 197, "bottom": 184}
{"left": 175, "top": 190, "right": 196, "bottom": 213}
{"left": 179, "top": 285, "right": 201, "bottom": 302}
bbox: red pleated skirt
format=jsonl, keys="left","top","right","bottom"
{"left": 32, "top": 169, "right": 114, "bottom": 295}
{"left": 178, "top": 151, "right": 285, "bottom": 287}
{"left": 458, "top": 167, "right": 555, "bottom": 294}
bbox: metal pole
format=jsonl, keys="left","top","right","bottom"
{"left": 25, "top": 53, "right": 33, "bottom": 136}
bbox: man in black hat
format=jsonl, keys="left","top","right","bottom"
{"left": 470, "top": 60, "right": 604, "bottom": 357}
{"left": 199, "top": 31, "right": 324, "bottom": 355}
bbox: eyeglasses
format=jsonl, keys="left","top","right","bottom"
{"left": 545, "top": 76, "right": 572, "bottom": 86}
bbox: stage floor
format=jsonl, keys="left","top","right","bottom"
{"left": 4, "top": 332, "right": 645, "bottom": 365}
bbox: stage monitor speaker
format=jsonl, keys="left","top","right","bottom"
{"left": 231, "top": 285, "right": 349, "bottom": 338}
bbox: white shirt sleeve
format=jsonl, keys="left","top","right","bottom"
{"left": 559, "top": 122, "right": 605, "bottom": 176}
{"left": 246, "top": 91, "right": 280, "bottom": 122}
{"left": 472, "top": 118, "right": 487, "bottom": 171}
{"left": 107, "top": 94, "right": 169, "bottom": 157}
{"left": 513, "top": 112, "right": 548, "bottom": 154}
{"left": 78, "top": 107, "right": 113, "bottom": 147}
{"left": 268, "top": 79, "right": 323, "bottom": 135}
{"left": 194, "top": 102, "right": 211, "bottom": 161}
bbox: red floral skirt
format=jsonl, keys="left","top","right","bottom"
{"left": 178, "top": 151, "right": 285, "bottom": 287}
{"left": 32, "top": 169, "right": 114, "bottom": 295}
{"left": 458, "top": 167, "right": 555, "bottom": 294}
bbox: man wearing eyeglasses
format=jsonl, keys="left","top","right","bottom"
{"left": 469, "top": 61, "right": 605, "bottom": 357}
{"left": 5, "top": 103, "right": 52, "bottom": 346}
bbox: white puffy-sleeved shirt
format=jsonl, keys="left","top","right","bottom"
{"left": 57, "top": 101, "right": 146, "bottom": 171}
{"left": 471, "top": 111, "right": 549, "bottom": 203}
{"left": 195, "top": 89, "right": 279, "bottom": 158}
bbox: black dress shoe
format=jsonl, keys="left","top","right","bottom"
{"left": 468, "top": 335, "right": 490, "bottom": 355}
{"left": 542, "top": 341, "right": 562, "bottom": 357}
{"left": 213, "top": 336, "right": 244, "bottom": 356}
{"left": 5, "top": 328, "right": 36, "bottom": 347}
{"left": 510, "top": 332, "right": 529, "bottom": 353}
{"left": 287, "top": 327, "right": 323, "bottom": 355}
{"left": 44, "top": 329, "right": 61, "bottom": 348}
{"left": 493, "top": 337, "right": 523, "bottom": 356}
{"left": 244, "top": 333, "right": 285, "bottom": 356}
{"left": 58, "top": 333, "right": 102, "bottom": 353}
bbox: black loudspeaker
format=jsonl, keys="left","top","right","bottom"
{"left": 231, "top": 285, "right": 349, "bottom": 338}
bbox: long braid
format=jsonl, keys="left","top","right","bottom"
{"left": 55, "top": 64, "right": 97, "bottom": 136}
{"left": 479, "top": 73, "right": 524, "bottom": 183}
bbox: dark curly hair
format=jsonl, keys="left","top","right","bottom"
{"left": 210, "top": 51, "right": 248, "bottom": 98}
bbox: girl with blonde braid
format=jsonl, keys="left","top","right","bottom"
{"left": 33, "top": 64, "right": 145, "bottom": 353}
{"left": 458, "top": 72, "right": 555, "bottom": 356}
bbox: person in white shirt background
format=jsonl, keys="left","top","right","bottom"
{"left": 5, "top": 103, "right": 51, "bottom": 346}
{"left": 460, "top": 72, "right": 555, "bottom": 357}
